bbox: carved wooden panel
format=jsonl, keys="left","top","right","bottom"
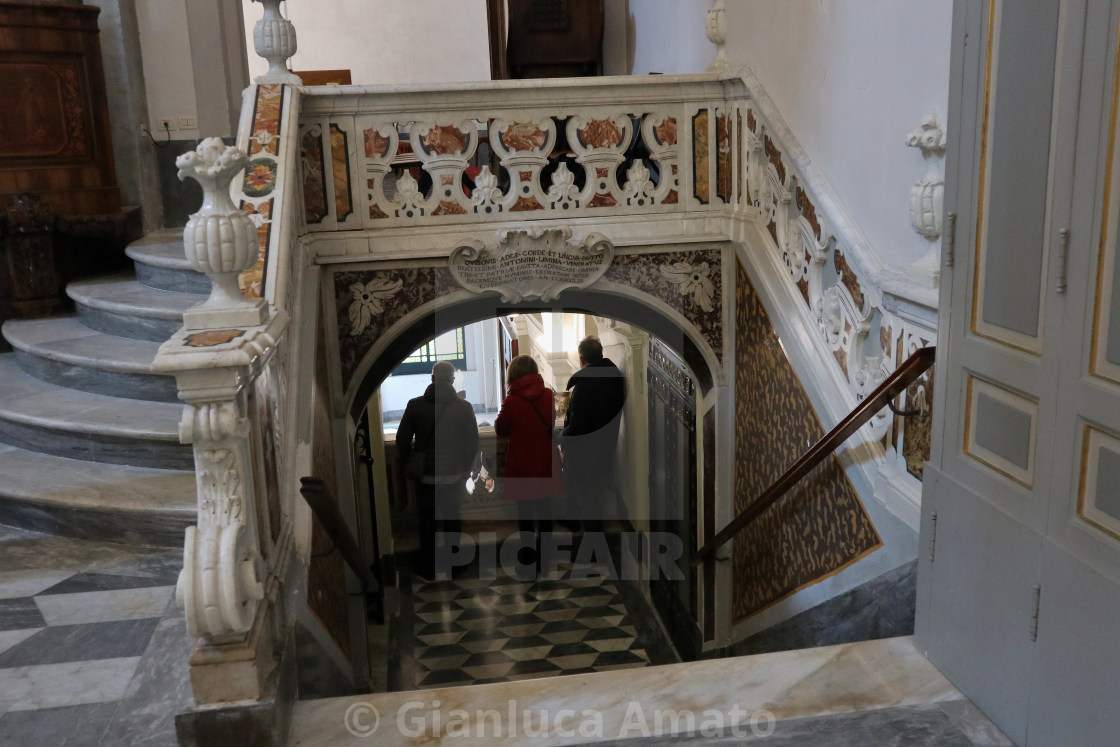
{"left": 0, "top": 2, "right": 120, "bottom": 214}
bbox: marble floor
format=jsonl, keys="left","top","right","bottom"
{"left": 388, "top": 562, "right": 676, "bottom": 692}
{"left": 291, "top": 636, "right": 1014, "bottom": 746}
{"left": 0, "top": 525, "right": 190, "bottom": 746}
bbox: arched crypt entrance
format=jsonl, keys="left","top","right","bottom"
{"left": 318, "top": 228, "right": 735, "bottom": 662}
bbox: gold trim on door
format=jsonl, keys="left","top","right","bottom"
{"left": 1090, "top": 12, "right": 1120, "bottom": 386}
{"left": 970, "top": 0, "right": 1051, "bottom": 356}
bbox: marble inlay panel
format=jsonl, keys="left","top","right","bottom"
{"left": 0, "top": 629, "right": 37, "bottom": 657}
{"left": 0, "top": 571, "right": 71, "bottom": 600}
{"left": 0, "top": 618, "right": 158, "bottom": 668}
{"left": 0, "top": 656, "right": 141, "bottom": 712}
{"left": 34, "top": 586, "right": 173, "bottom": 627}
{"left": 693, "top": 110, "right": 710, "bottom": 204}
{"left": 0, "top": 701, "right": 119, "bottom": 747}
{"left": 733, "top": 261, "right": 881, "bottom": 621}
{"left": 0, "top": 599, "right": 44, "bottom": 632}
{"left": 603, "top": 249, "right": 723, "bottom": 364}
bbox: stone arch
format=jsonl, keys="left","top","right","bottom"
{"left": 341, "top": 285, "right": 719, "bottom": 422}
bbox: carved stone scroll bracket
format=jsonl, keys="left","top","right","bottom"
{"left": 903, "top": 112, "right": 947, "bottom": 288}
{"left": 153, "top": 311, "right": 288, "bottom": 649}
{"left": 449, "top": 227, "right": 614, "bottom": 303}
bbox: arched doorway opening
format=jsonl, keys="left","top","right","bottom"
{"left": 348, "top": 292, "right": 717, "bottom": 690}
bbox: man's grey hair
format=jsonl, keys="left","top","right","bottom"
{"left": 578, "top": 335, "right": 603, "bottom": 362}
{"left": 431, "top": 360, "right": 456, "bottom": 383}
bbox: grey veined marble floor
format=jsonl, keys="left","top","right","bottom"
{"left": 0, "top": 525, "right": 190, "bottom": 747}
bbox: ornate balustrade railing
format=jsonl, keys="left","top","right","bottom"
{"left": 295, "top": 74, "right": 747, "bottom": 237}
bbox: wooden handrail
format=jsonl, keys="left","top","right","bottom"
{"left": 691, "top": 346, "right": 935, "bottom": 567}
{"left": 300, "top": 476, "right": 380, "bottom": 592}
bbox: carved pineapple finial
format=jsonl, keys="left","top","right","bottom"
{"left": 176, "top": 138, "right": 266, "bottom": 330}
{"left": 252, "top": 0, "right": 301, "bottom": 84}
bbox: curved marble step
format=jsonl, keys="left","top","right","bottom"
{"left": 125, "top": 231, "right": 210, "bottom": 295}
{"left": 68, "top": 275, "right": 197, "bottom": 343}
{"left": 0, "top": 355, "right": 192, "bottom": 469}
{"left": 3, "top": 316, "right": 177, "bottom": 403}
{"left": 0, "top": 442, "right": 195, "bottom": 547}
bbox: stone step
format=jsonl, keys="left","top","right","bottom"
{"left": 0, "top": 355, "right": 192, "bottom": 469}
{"left": 0, "top": 441, "right": 194, "bottom": 547}
{"left": 125, "top": 230, "right": 210, "bottom": 295}
{"left": 2, "top": 316, "right": 177, "bottom": 403}
{"left": 67, "top": 275, "right": 197, "bottom": 343}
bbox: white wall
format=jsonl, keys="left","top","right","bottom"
{"left": 241, "top": 0, "right": 490, "bottom": 85}
{"left": 135, "top": 0, "right": 202, "bottom": 141}
{"left": 722, "top": 0, "right": 953, "bottom": 268}
{"left": 628, "top": 0, "right": 710, "bottom": 76}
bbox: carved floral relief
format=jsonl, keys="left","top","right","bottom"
{"left": 604, "top": 249, "right": 723, "bottom": 362}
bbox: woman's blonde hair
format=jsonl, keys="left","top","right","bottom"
{"left": 506, "top": 355, "right": 538, "bottom": 383}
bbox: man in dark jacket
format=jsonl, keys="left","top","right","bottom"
{"left": 561, "top": 335, "right": 626, "bottom": 531}
{"left": 397, "top": 361, "right": 479, "bottom": 579}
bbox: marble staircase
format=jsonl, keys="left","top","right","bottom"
{"left": 0, "top": 230, "right": 199, "bottom": 548}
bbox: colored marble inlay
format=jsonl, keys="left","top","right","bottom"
{"left": 655, "top": 117, "right": 678, "bottom": 147}
{"left": 736, "top": 111, "right": 743, "bottom": 205}
{"left": 248, "top": 84, "right": 283, "bottom": 156}
{"left": 903, "top": 365, "right": 934, "bottom": 479}
{"left": 433, "top": 200, "right": 468, "bottom": 216}
{"left": 747, "top": 108, "right": 757, "bottom": 133}
{"left": 501, "top": 121, "right": 549, "bottom": 151}
{"left": 764, "top": 135, "right": 786, "bottom": 184}
{"left": 834, "top": 251, "right": 866, "bottom": 310}
{"left": 184, "top": 329, "right": 244, "bottom": 347}
{"left": 603, "top": 248, "right": 723, "bottom": 363}
{"left": 302, "top": 128, "right": 328, "bottom": 224}
{"left": 421, "top": 125, "right": 467, "bottom": 156}
{"left": 579, "top": 119, "right": 623, "bottom": 149}
{"left": 510, "top": 196, "right": 544, "bottom": 212}
{"left": 733, "top": 261, "right": 881, "bottom": 621}
{"left": 364, "top": 128, "right": 389, "bottom": 159}
{"left": 796, "top": 186, "right": 822, "bottom": 238}
{"left": 587, "top": 167, "right": 617, "bottom": 208}
{"left": 335, "top": 266, "right": 459, "bottom": 389}
{"left": 329, "top": 124, "right": 352, "bottom": 221}
{"left": 716, "top": 113, "right": 732, "bottom": 204}
{"left": 664, "top": 164, "right": 679, "bottom": 205}
{"left": 242, "top": 158, "right": 277, "bottom": 198}
{"left": 238, "top": 84, "right": 286, "bottom": 300}
{"left": 693, "top": 110, "right": 710, "bottom": 204}
{"left": 239, "top": 199, "right": 271, "bottom": 299}
{"left": 367, "top": 178, "right": 388, "bottom": 219}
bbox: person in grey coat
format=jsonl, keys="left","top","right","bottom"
{"left": 397, "top": 361, "right": 479, "bottom": 579}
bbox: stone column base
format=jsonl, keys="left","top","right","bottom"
{"left": 176, "top": 630, "right": 296, "bottom": 747}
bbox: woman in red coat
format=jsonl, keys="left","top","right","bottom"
{"left": 494, "top": 355, "right": 563, "bottom": 575}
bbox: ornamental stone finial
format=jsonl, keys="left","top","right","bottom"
{"left": 252, "top": 0, "right": 300, "bottom": 84}
{"left": 706, "top": 0, "right": 729, "bottom": 73}
{"left": 177, "top": 138, "right": 266, "bottom": 330}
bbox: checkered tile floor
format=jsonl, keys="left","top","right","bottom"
{"left": 407, "top": 565, "right": 653, "bottom": 689}
{"left": 0, "top": 526, "right": 189, "bottom": 746}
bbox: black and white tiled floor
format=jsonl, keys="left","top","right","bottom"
{"left": 393, "top": 563, "right": 672, "bottom": 691}
{"left": 0, "top": 525, "right": 190, "bottom": 746}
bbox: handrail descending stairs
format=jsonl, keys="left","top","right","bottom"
{"left": 300, "top": 476, "right": 380, "bottom": 592}
{"left": 691, "top": 346, "right": 936, "bottom": 567}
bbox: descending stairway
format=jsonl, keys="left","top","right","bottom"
{"left": 0, "top": 230, "right": 201, "bottom": 547}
